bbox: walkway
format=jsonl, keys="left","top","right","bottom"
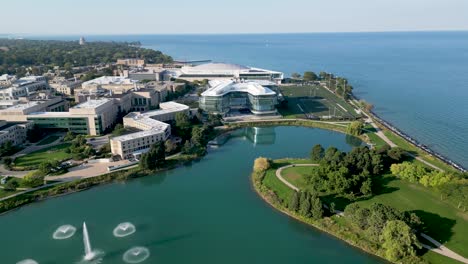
{"left": 275, "top": 163, "right": 467, "bottom": 263}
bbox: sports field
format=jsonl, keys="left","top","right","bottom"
{"left": 278, "top": 85, "right": 360, "bottom": 120}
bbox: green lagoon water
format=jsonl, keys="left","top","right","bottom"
{"left": 0, "top": 127, "right": 383, "bottom": 263}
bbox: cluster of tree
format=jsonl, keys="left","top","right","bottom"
{"left": 358, "top": 99, "right": 374, "bottom": 112}
{"left": 0, "top": 39, "right": 173, "bottom": 76}
{"left": 288, "top": 191, "right": 324, "bottom": 220}
{"left": 139, "top": 142, "right": 165, "bottom": 170}
{"left": 390, "top": 161, "right": 453, "bottom": 187}
{"left": 65, "top": 135, "right": 95, "bottom": 160}
{"left": 111, "top": 123, "right": 126, "bottom": 137}
{"left": 346, "top": 121, "right": 364, "bottom": 136}
{"left": 3, "top": 178, "right": 19, "bottom": 191}
{"left": 344, "top": 203, "right": 422, "bottom": 262}
{"left": 318, "top": 72, "right": 353, "bottom": 99}
{"left": 182, "top": 125, "right": 214, "bottom": 156}
{"left": 0, "top": 141, "right": 14, "bottom": 157}
{"left": 308, "top": 145, "right": 405, "bottom": 198}
{"left": 391, "top": 161, "right": 468, "bottom": 211}
{"left": 22, "top": 170, "right": 46, "bottom": 188}
{"left": 38, "top": 160, "right": 62, "bottom": 175}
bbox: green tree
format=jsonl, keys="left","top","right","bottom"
{"left": 112, "top": 123, "right": 125, "bottom": 136}
{"left": 139, "top": 142, "right": 166, "bottom": 170}
{"left": 23, "top": 171, "right": 45, "bottom": 187}
{"left": 291, "top": 72, "right": 301, "bottom": 79}
{"left": 310, "top": 194, "right": 324, "bottom": 219}
{"left": 360, "top": 178, "right": 372, "bottom": 195}
{"left": 387, "top": 147, "right": 405, "bottom": 162}
{"left": 380, "top": 220, "right": 420, "bottom": 262}
{"left": 346, "top": 121, "right": 364, "bottom": 136}
{"left": 299, "top": 195, "right": 311, "bottom": 217}
{"left": 253, "top": 157, "right": 271, "bottom": 172}
{"left": 4, "top": 179, "right": 19, "bottom": 191}
{"left": 3, "top": 157, "right": 12, "bottom": 167}
{"left": 303, "top": 71, "right": 318, "bottom": 81}
{"left": 175, "top": 112, "right": 191, "bottom": 130}
{"left": 310, "top": 144, "right": 324, "bottom": 162}
{"left": 329, "top": 202, "right": 336, "bottom": 214}
{"left": 289, "top": 191, "right": 300, "bottom": 212}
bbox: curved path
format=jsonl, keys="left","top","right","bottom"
{"left": 275, "top": 164, "right": 467, "bottom": 263}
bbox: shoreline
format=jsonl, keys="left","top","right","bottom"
{"left": 250, "top": 171, "right": 393, "bottom": 263}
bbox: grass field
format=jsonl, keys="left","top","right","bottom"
{"left": 270, "top": 159, "right": 468, "bottom": 263}
{"left": 36, "top": 135, "right": 60, "bottom": 146}
{"left": 14, "top": 143, "right": 72, "bottom": 168}
{"left": 363, "top": 125, "right": 389, "bottom": 149}
{"left": 278, "top": 85, "right": 360, "bottom": 119}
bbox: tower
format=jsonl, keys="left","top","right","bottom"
{"left": 79, "top": 36, "right": 86, "bottom": 45}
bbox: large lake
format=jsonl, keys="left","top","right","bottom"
{"left": 0, "top": 127, "right": 382, "bottom": 264}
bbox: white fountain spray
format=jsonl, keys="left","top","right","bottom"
{"left": 83, "top": 222, "right": 95, "bottom": 261}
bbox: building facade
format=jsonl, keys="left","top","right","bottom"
{"left": 110, "top": 102, "right": 190, "bottom": 159}
{"left": 176, "top": 63, "right": 284, "bottom": 84}
{"left": 27, "top": 99, "right": 118, "bottom": 136}
{"left": 199, "top": 80, "right": 278, "bottom": 115}
{"left": 0, "top": 121, "right": 34, "bottom": 146}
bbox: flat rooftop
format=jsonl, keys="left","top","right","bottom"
{"left": 82, "top": 76, "right": 137, "bottom": 86}
{"left": 72, "top": 99, "right": 112, "bottom": 109}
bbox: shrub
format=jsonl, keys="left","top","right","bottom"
{"left": 253, "top": 157, "right": 271, "bottom": 172}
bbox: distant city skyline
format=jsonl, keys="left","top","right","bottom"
{"left": 1, "top": 0, "right": 468, "bottom": 35}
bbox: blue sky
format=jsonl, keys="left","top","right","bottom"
{"left": 1, "top": 0, "right": 468, "bottom": 34}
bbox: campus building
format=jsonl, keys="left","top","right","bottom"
{"left": 199, "top": 80, "right": 278, "bottom": 115}
{"left": 117, "top": 58, "right": 145, "bottom": 67}
{"left": 176, "top": 63, "right": 284, "bottom": 84}
{"left": 0, "top": 97, "right": 69, "bottom": 122}
{"left": 110, "top": 102, "right": 190, "bottom": 159}
{"left": 0, "top": 76, "right": 49, "bottom": 101}
{"left": 0, "top": 120, "right": 34, "bottom": 146}
{"left": 27, "top": 99, "right": 118, "bottom": 136}
{"left": 49, "top": 77, "right": 83, "bottom": 96}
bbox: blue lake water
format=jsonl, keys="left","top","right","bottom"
{"left": 29, "top": 32, "right": 468, "bottom": 168}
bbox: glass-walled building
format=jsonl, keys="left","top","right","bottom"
{"left": 199, "top": 80, "right": 278, "bottom": 115}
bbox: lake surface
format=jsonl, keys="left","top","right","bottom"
{"left": 0, "top": 127, "right": 382, "bottom": 264}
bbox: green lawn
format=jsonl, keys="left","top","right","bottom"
{"left": 278, "top": 85, "right": 360, "bottom": 119}
{"left": 271, "top": 158, "right": 468, "bottom": 263}
{"left": 363, "top": 125, "right": 388, "bottom": 149}
{"left": 14, "top": 143, "right": 72, "bottom": 168}
{"left": 382, "top": 130, "right": 457, "bottom": 172}
{"left": 36, "top": 135, "right": 60, "bottom": 146}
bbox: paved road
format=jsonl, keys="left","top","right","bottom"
{"left": 275, "top": 163, "right": 465, "bottom": 263}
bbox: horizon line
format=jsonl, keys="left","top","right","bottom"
{"left": 1, "top": 29, "right": 468, "bottom": 37}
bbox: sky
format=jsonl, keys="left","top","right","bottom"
{"left": 1, "top": 0, "right": 468, "bottom": 35}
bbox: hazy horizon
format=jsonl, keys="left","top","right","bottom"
{"left": 1, "top": 0, "right": 467, "bottom": 35}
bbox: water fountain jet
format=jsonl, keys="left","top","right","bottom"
{"left": 113, "top": 222, "right": 136, "bottom": 238}
{"left": 53, "top": 224, "right": 77, "bottom": 240}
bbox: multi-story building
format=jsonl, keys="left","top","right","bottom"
{"left": 27, "top": 99, "right": 118, "bottom": 136}
{"left": 0, "top": 97, "right": 69, "bottom": 122}
{"left": 199, "top": 80, "right": 278, "bottom": 115}
{"left": 49, "top": 77, "right": 82, "bottom": 96}
{"left": 0, "top": 76, "right": 49, "bottom": 101}
{"left": 80, "top": 76, "right": 139, "bottom": 94}
{"left": 117, "top": 59, "right": 145, "bottom": 67}
{"left": 0, "top": 120, "right": 34, "bottom": 146}
{"left": 110, "top": 102, "right": 189, "bottom": 159}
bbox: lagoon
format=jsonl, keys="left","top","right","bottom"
{"left": 0, "top": 127, "right": 382, "bottom": 263}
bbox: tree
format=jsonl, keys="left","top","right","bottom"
{"left": 390, "top": 162, "right": 428, "bottom": 183}
{"left": 380, "top": 220, "right": 420, "bottom": 262}
{"left": 387, "top": 147, "right": 405, "bottom": 162}
{"left": 291, "top": 72, "right": 301, "bottom": 79}
{"left": 303, "top": 71, "right": 318, "bottom": 81}
{"left": 164, "top": 140, "right": 177, "bottom": 154}
{"left": 4, "top": 180, "right": 19, "bottom": 191}
{"left": 175, "top": 112, "right": 191, "bottom": 130}
{"left": 63, "top": 131, "right": 76, "bottom": 141}
{"left": 289, "top": 191, "right": 300, "bottom": 212}
{"left": 310, "top": 194, "right": 324, "bottom": 219}
{"left": 310, "top": 144, "right": 324, "bottom": 162}
{"left": 360, "top": 178, "right": 372, "bottom": 195}
{"left": 139, "top": 142, "right": 166, "bottom": 170}
{"left": 23, "top": 171, "right": 45, "bottom": 187}
{"left": 182, "top": 140, "right": 192, "bottom": 154}
{"left": 329, "top": 202, "right": 336, "bottom": 214}
{"left": 346, "top": 121, "right": 364, "bottom": 136}
{"left": 112, "top": 123, "right": 125, "bottom": 136}
{"left": 299, "top": 195, "right": 311, "bottom": 217}
{"left": 253, "top": 157, "right": 270, "bottom": 172}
